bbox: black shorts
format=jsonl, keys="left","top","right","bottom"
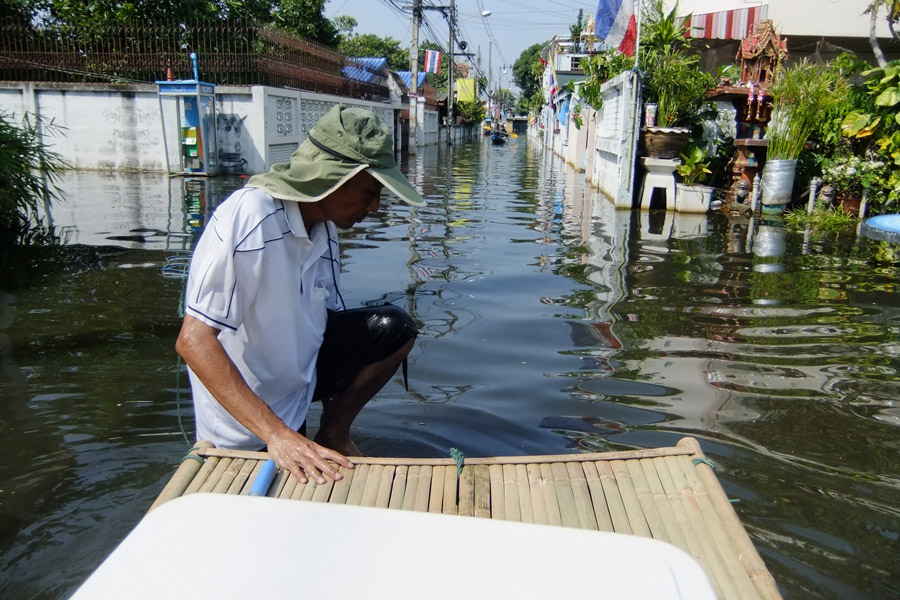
{"left": 312, "top": 303, "right": 418, "bottom": 401}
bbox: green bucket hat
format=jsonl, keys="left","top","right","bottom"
{"left": 246, "top": 104, "right": 425, "bottom": 207}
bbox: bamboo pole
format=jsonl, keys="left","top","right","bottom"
{"left": 676, "top": 438, "right": 774, "bottom": 599}
{"left": 375, "top": 465, "right": 395, "bottom": 508}
{"left": 539, "top": 463, "right": 562, "bottom": 527}
{"left": 311, "top": 474, "right": 335, "bottom": 503}
{"left": 228, "top": 459, "right": 257, "bottom": 495}
{"left": 473, "top": 465, "right": 491, "bottom": 518}
{"left": 267, "top": 468, "right": 291, "bottom": 498}
{"left": 457, "top": 465, "right": 475, "bottom": 517}
{"left": 566, "top": 462, "right": 598, "bottom": 530}
{"left": 149, "top": 440, "right": 214, "bottom": 511}
{"left": 526, "top": 463, "right": 549, "bottom": 525}
{"left": 388, "top": 465, "right": 408, "bottom": 510}
{"left": 609, "top": 460, "right": 651, "bottom": 536}
{"left": 489, "top": 464, "right": 505, "bottom": 520}
{"left": 502, "top": 464, "right": 521, "bottom": 522}
{"left": 345, "top": 464, "right": 370, "bottom": 506}
{"left": 184, "top": 456, "right": 219, "bottom": 496}
{"left": 361, "top": 464, "right": 384, "bottom": 507}
{"left": 594, "top": 460, "right": 632, "bottom": 533}
{"left": 196, "top": 445, "right": 693, "bottom": 465}
{"left": 626, "top": 459, "right": 668, "bottom": 541}
{"left": 414, "top": 465, "right": 432, "bottom": 512}
{"left": 402, "top": 466, "right": 420, "bottom": 511}
{"left": 442, "top": 465, "right": 457, "bottom": 515}
{"left": 213, "top": 458, "right": 245, "bottom": 494}
{"left": 279, "top": 475, "right": 298, "bottom": 499}
{"left": 653, "top": 455, "right": 717, "bottom": 587}
{"left": 239, "top": 460, "right": 264, "bottom": 495}
{"left": 428, "top": 465, "right": 445, "bottom": 513}
{"left": 551, "top": 462, "right": 580, "bottom": 528}
{"left": 515, "top": 464, "right": 534, "bottom": 524}
{"left": 664, "top": 454, "right": 739, "bottom": 600}
{"left": 581, "top": 461, "right": 614, "bottom": 532}
{"left": 198, "top": 457, "right": 231, "bottom": 493}
{"left": 329, "top": 466, "right": 354, "bottom": 504}
{"left": 640, "top": 457, "right": 689, "bottom": 551}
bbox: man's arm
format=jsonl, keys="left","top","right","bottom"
{"left": 175, "top": 314, "right": 353, "bottom": 485}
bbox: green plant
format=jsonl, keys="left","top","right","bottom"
{"left": 820, "top": 150, "right": 887, "bottom": 197}
{"left": 784, "top": 200, "right": 858, "bottom": 234}
{"left": 675, "top": 146, "right": 711, "bottom": 186}
{"left": 638, "top": 0, "right": 713, "bottom": 128}
{"left": 455, "top": 100, "right": 486, "bottom": 125}
{"left": 576, "top": 50, "right": 633, "bottom": 112}
{"left": 0, "top": 112, "right": 67, "bottom": 254}
{"left": 767, "top": 60, "right": 850, "bottom": 160}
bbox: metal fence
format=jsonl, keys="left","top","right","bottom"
{"left": 0, "top": 20, "right": 390, "bottom": 100}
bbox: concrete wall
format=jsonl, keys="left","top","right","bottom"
{"left": 0, "top": 82, "right": 403, "bottom": 175}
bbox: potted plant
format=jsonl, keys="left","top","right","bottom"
{"left": 638, "top": 1, "right": 714, "bottom": 158}
{"left": 675, "top": 146, "right": 714, "bottom": 212}
{"left": 762, "top": 60, "right": 849, "bottom": 210}
{"left": 820, "top": 150, "right": 887, "bottom": 216}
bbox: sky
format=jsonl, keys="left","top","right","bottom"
{"left": 326, "top": 0, "right": 596, "bottom": 90}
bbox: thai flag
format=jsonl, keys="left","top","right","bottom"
{"left": 424, "top": 50, "right": 441, "bottom": 74}
{"left": 594, "top": 0, "right": 637, "bottom": 56}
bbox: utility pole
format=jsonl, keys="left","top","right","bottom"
{"left": 409, "top": 0, "right": 421, "bottom": 154}
{"left": 447, "top": 0, "right": 455, "bottom": 145}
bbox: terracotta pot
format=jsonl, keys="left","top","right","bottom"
{"left": 834, "top": 194, "right": 862, "bottom": 216}
{"left": 641, "top": 127, "right": 690, "bottom": 159}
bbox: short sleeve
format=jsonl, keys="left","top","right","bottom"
{"left": 184, "top": 196, "right": 266, "bottom": 331}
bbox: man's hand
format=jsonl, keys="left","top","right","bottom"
{"left": 266, "top": 427, "right": 354, "bottom": 485}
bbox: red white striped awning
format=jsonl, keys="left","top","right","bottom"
{"left": 686, "top": 5, "right": 769, "bottom": 40}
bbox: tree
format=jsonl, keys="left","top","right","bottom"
{"left": 867, "top": 0, "right": 900, "bottom": 67}
{"left": 340, "top": 33, "right": 409, "bottom": 71}
{"left": 513, "top": 42, "right": 546, "bottom": 101}
{"left": 419, "top": 40, "right": 449, "bottom": 95}
{"left": 272, "top": 0, "right": 339, "bottom": 46}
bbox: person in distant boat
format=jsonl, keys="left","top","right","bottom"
{"left": 176, "top": 105, "right": 424, "bottom": 485}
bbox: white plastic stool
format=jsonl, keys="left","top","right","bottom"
{"left": 639, "top": 157, "right": 681, "bottom": 210}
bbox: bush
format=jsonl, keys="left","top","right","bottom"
{"left": 0, "top": 112, "right": 67, "bottom": 254}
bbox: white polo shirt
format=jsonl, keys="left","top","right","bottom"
{"left": 184, "top": 187, "right": 341, "bottom": 450}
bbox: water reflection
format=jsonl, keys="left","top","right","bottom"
{"left": 1, "top": 140, "right": 899, "bottom": 599}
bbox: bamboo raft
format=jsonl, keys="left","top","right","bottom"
{"left": 150, "top": 437, "right": 782, "bottom": 600}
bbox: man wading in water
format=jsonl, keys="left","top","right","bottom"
{"left": 176, "top": 105, "right": 423, "bottom": 486}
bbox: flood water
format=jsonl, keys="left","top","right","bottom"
{"left": 1, "top": 137, "right": 899, "bottom": 599}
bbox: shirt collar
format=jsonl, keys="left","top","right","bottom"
{"left": 282, "top": 199, "right": 337, "bottom": 246}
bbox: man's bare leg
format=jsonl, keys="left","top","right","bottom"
{"left": 314, "top": 337, "right": 415, "bottom": 456}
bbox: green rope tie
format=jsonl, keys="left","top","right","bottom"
{"left": 449, "top": 447, "right": 464, "bottom": 478}
{"left": 692, "top": 457, "right": 717, "bottom": 471}
{"left": 181, "top": 452, "right": 205, "bottom": 465}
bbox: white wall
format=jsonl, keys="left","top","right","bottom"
{"left": 669, "top": 0, "right": 893, "bottom": 38}
{"left": 0, "top": 83, "right": 399, "bottom": 175}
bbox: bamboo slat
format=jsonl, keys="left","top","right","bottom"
{"left": 538, "top": 463, "right": 563, "bottom": 527}
{"left": 515, "top": 464, "right": 534, "bottom": 524}
{"left": 581, "top": 461, "right": 614, "bottom": 532}
{"left": 502, "top": 464, "right": 521, "bottom": 522}
{"left": 489, "top": 464, "right": 505, "bottom": 520}
{"left": 388, "top": 465, "right": 408, "bottom": 510}
{"left": 457, "top": 465, "right": 475, "bottom": 517}
{"left": 473, "top": 465, "right": 491, "bottom": 519}
{"left": 526, "top": 464, "right": 548, "bottom": 525}
{"left": 428, "top": 465, "right": 444, "bottom": 513}
{"left": 151, "top": 439, "right": 783, "bottom": 600}
{"left": 376, "top": 465, "right": 395, "bottom": 509}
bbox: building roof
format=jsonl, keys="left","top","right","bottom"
{"left": 396, "top": 71, "right": 428, "bottom": 89}
{"left": 342, "top": 57, "right": 389, "bottom": 83}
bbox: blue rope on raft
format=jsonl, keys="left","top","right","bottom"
{"left": 181, "top": 452, "right": 205, "bottom": 465}
{"left": 692, "top": 457, "right": 717, "bottom": 471}
{"left": 449, "top": 447, "right": 464, "bottom": 478}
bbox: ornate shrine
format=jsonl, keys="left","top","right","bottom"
{"left": 706, "top": 20, "right": 788, "bottom": 211}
